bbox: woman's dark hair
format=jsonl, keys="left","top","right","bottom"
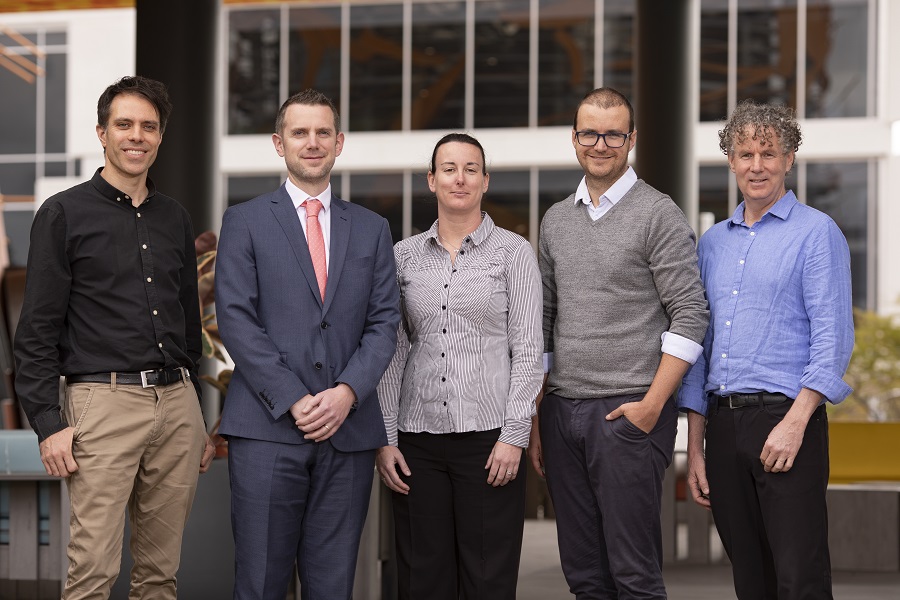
{"left": 429, "top": 133, "right": 487, "bottom": 175}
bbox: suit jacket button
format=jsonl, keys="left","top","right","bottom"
{"left": 315, "top": 362, "right": 323, "bottom": 370}
{"left": 321, "top": 321, "right": 328, "bottom": 329}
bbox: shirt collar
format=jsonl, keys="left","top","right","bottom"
{"left": 573, "top": 166, "right": 637, "bottom": 207}
{"left": 285, "top": 178, "right": 332, "bottom": 213}
{"left": 424, "top": 212, "right": 495, "bottom": 249}
{"left": 91, "top": 167, "right": 157, "bottom": 205}
{"left": 729, "top": 189, "right": 798, "bottom": 228}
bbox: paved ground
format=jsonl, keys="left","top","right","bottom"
{"left": 517, "top": 520, "right": 900, "bottom": 600}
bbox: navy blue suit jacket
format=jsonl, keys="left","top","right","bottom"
{"left": 215, "top": 186, "right": 400, "bottom": 452}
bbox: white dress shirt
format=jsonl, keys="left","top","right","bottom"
{"left": 284, "top": 178, "right": 332, "bottom": 265}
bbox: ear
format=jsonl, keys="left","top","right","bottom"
{"left": 334, "top": 131, "right": 345, "bottom": 157}
{"left": 482, "top": 172, "right": 490, "bottom": 194}
{"left": 96, "top": 124, "right": 107, "bottom": 149}
{"left": 427, "top": 170, "right": 436, "bottom": 193}
{"left": 727, "top": 153, "right": 736, "bottom": 172}
{"left": 272, "top": 133, "right": 285, "bottom": 157}
{"left": 786, "top": 150, "right": 795, "bottom": 173}
{"left": 628, "top": 129, "right": 637, "bottom": 151}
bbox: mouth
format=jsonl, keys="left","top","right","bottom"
{"left": 124, "top": 149, "right": 147, "bottom": 156}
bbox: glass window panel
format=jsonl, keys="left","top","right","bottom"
{"left": 538, "top": 0, "right": 594, "bottom": 127}
{"left": 5, "top": 210, "right": 34, "bottom": 268}
{"left": 411, "top": 1, "right": 466, "bottom": 130}
{"left": 736, "top": 0, "right": 798, "bottom": 109}
{"left": 0, "top": 69, "right": 36, "bottom": 154}
{"left": 0, "top": 482, "right": 8, "bottom": 544}
{"left": 538, "top": 168, "right": 583, "bottom": 223}
{"left": 0, "top": 162, "right": 36, "bottom": 196}
{"left": 45, "top": 32, "right": 66, "bottom": 46}
{"left": 38, "top": 481, "right": 50, "bottom": 546}
{"left": 805, "top": 0, "right": 868, "bottom": 118}
{"left": 483, "top": 170, "right": 530, "bottom": 239}
{"left": 603, "top": 0, "right": 634, "bottom": 100}
{"left": 45, "top": 53, "right": 66, "bottom": 153}
{"left": 699, "top": 0, "right": 729, "bottom": 121}
{"left": 0, "top": 31, "right": 36, "bottom": 47}
{"left": 411, "top": 171, "right": 438, "bottom": 236}
{"left": 474, "top": 0, "right": 530, "bottom": 128}
{"left": 227, "top": 175, "right": 283, "bottom": 208}
{"left": 45, "top": 161, "right": 68, "bottom": 177}
{"left": 805, "top": 161, "right": 868, "bottom": 309}
{"left": 698, "top": 165, "right": 731, "bottom": 225}
{"left": 348, "top": 173, "right": 403, "bottom": 244}
{"left": 288, "top": 6, "right": 341, "bottom": 108}
{"left": 228, "top": 9, "right": 281, "bottom": 135}
{"left": 349, "top": 4, "right": 403, "bottom": 132}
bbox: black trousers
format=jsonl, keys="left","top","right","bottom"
{"left": 706, "top": 400, "right": 833, "bottom": 600}
{"left": 540, "top": 393, "right": 677, "bottom": 600}
{"left": 392, "top": 429, "right": 526, "bottom": 600}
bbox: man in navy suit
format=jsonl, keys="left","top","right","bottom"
{"left": 216, "top": 89, "right": 401, "bottom": 600}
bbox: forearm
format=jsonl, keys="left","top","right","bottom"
{"left": 686, "top": 410, "right": 706, "bottom": 460}
{"left": 643, "top": 353, "right": 692, "bottom": 410}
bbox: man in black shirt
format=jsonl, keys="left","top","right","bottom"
{"left": 13, "top": 76, "right": 214, "bottom": 600}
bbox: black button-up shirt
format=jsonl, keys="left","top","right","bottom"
{"left": 14, "top": 168, "right": 202, "bottom": 442}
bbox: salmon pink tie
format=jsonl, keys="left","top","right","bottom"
{"left": 303, "top": 198, "right": 327, "bottom": 301}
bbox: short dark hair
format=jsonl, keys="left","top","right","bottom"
{"left": 718, "top": 99, "right": 802, "bottom": 156}
{"left": 97, "top": 76, "right": 173, "bottom": 133}
{"left": 429, "top": 133, "right": 487, "bottom": 176}
{"left": 275, "top": 89, "right": 341, "bottom": 135}
{"left": 573, "top": 87, "right": 635, "bottom": 133}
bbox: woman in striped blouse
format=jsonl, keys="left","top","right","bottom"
{"left": 376, "top": 133, "right": 544, "bottom": 599}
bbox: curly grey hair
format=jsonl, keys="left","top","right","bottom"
{"left": 718, "top": 100, "right": 802, "bottom": 156}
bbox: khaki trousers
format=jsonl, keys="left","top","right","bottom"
{"left": 62, "top": 376, "right": 206, "bottom": 600}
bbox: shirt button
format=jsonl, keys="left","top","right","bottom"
{"left": 442, "top": 305, "right": 446, "bottom": 310}
{"left": 158, "top": 342, "right": 163, "bottom": 348}
{"left": 750, "top": 231, "right": 756, "bottom": 236}
{"left": 147, "top": 277, "right": 152, "bottom": 283}
{"left": 444, "top": 284, "right": 448, "bottom": 289}
{"left": 739, "top": 260, "right": 745, "bottom": 265}
{"left": 117, "top": 197, "right": 122, "bottom": 202}
{"left": 441, "top": 377, "right": 446, "bottom": 382}
{"left": 321, "top": 322, "right": 328, "bottom": 329}
{"left": 452, "top": 269, "right": 457, "bottom": 273}
{"left": 153, "top": 310, "right": 158, "bottom": 315}
{"left": 441, "top": 352, "right": 445, "bottom": 357}
{"left": 725, "top": 320, "right": 731, "bottom": 326}
{"left": 720, "top": 384, "right": 726, "bottom": 390}
{"left": 315, "top": 362, "right": 322, "bottom": 370}
{"left": 465, "top": 237, "right": 470, "bottom": 242}
{"left": 137, "top": 212, "right": 141, "bottom": 218}
{"left": 443, "top": 402, "right": 447, "bottom": 406}
{"left": 732, "top": 290, "right": 737, "bottom": 295}
{"left": 721, "top": 353, "right": 727, "bottom": 358}
{"left": 459, "top": 250, "right": 465, "bottom": 255}
{"left": 442, "top": 329, "right": 447, "bottom": 334}
{"left": 142, "top": 244, "right": 147, "bottom": 249}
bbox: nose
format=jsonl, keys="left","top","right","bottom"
{"left": 750, "top": 154, "right": 763, "bottom": 171}
{"left": 455, "top": 170, "right": 466, "bottom": 184}
{"left": 128, "top": 124, "right": 143, "bottom": 141}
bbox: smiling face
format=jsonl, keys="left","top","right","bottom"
{"left": 273, "top": 103, "right": 344, "bottom": 196}
{"left": 96, "top": 93, "right": 162, "bottom": 188}
{"left": 428, "top": 141, "right": 489, "bottom": 217}
{"left": 728, "top": 126, "right": 794, "bottom": 212}
{"left": 572, "top": 102, "right": 636, "bottom": 193}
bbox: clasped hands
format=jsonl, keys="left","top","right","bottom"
{"left": 290, "top": 383, "right": 356, "bottom": 442}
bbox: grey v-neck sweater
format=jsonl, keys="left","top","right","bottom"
{"left": 539, "top": 179, "right": 709, "bottom": 399}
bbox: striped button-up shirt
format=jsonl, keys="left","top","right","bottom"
{"left": 378, "top": 213, "right": 543, "bottom": 448}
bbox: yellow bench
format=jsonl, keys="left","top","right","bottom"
{"left": 829, "top": 422, "right": 900, "bottom": 484}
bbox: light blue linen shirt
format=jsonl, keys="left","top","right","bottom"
{"left": 678, "top": 191, "right": 854, "bottom": 416}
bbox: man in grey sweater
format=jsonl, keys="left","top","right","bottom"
{"left": 528, "top": 87, "right": 709, "bottom": 599}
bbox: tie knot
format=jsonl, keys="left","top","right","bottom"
{"left": 304, "top": 198, "right": 322, "bottom": 217}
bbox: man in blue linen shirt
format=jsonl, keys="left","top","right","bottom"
{"left": 679, "top": 100, "right": 853, "bottom": 600}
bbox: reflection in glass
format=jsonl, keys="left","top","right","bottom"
{"left": 483, "top": 171, "right": 530, "bottom": 239}
{"left": 289, "top": 6, "right": 341, "bottom": 109}
{"left": 0, "top": 69, "right": 37, "bottom": 154}
{"left": 736, "top": 0, "right": 797, "bottom": 108}
{"left": 474, "top": 0, "right": 530, "bottom": 128}
{"left": 411, "top": 1, "right": 466, "bottom": 130}
{"left": 538, "top": 0, "right": 594, "bottom": 126}
{"left": 698, "top": 165, "right": 730, "bottom": 225}
{"left": 350, "top": 4, "right": 403, "bottom": 131}
{"left": 538, "top": 169, "right": 583, "bottom": 224}
{"left": 603, "top": 0, "right": 634, "bottom": 100}
{"left": 699, "top": 0, "right": 729, "bottom": 121}
{"left": 227, "top": 175, "right": 283, "bottom": 208}
{"left": 228, "top": 9, "right": 281, "bottom": 135}
{"left": 349, "top": 173, "right": 404, "bottom": 244}
{"left": 805, "top": 0, "right": 868, "bottom": 118}
{"left": 45, "top": 53, "right": 66, "bottom": 153}
{"left": 805, "top": 162, "right": 868, "bottom": 309}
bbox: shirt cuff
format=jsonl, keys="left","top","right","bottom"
{"left": 499, "top": 418, "right": 531, "bottom": 448}
{"left": 543, "top": 352, "right": 553, "bottom": 374}
{"left": 31, "top": 408, "right": 68, "bottom": 444}
{"left": 677, "top": 383, "right": 710, "bottom": 416}
{"left": 661, "top": 332, "right": 704, "bottom": 364}
{"left": 800, "top": 365, "right": 853, "bottom": 404}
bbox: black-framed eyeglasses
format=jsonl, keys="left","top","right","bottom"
{"left": 575, "top": 130, "right": 633, "bottom": 148}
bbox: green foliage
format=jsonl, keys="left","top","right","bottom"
{"left": 830, "top": 308, "right": 900, "bottom": 422}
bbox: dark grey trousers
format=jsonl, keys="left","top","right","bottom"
{"left": 540, "top": 393, "right": 677, "bottom": 600}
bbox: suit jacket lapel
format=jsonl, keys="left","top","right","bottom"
{"left": 324, "top": 197, "right": 351, "bottom": 312}
{"left": 270, "top": 185, "right": 323, "bottom": 306}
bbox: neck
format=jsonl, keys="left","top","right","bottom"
{"left": 584, "top": 169, "right": 626, "bottom": 207}
{"left": 288, "top": 174, "right": 329, "bottom": 198}
{"left": 437, "top": 209, "right": 482, "bottom": 243}
{"left": 743, "top": 190, "right": 784, "bottom": 227}
{"left": 101, "top": 166, "right": 149, "bottom": 207}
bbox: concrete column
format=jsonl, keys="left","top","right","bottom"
{"left": 135, "top": 0, "right": 218, "bottom": 234}
{"left": 634, "top": 0, "right": 697, "bottom": 227}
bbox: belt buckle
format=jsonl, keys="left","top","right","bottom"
{"left": 140, "top": 369, "right": 156, "bottom": 388}
{"left": 728, "top": 396, "right": 738, "bottom": 409}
